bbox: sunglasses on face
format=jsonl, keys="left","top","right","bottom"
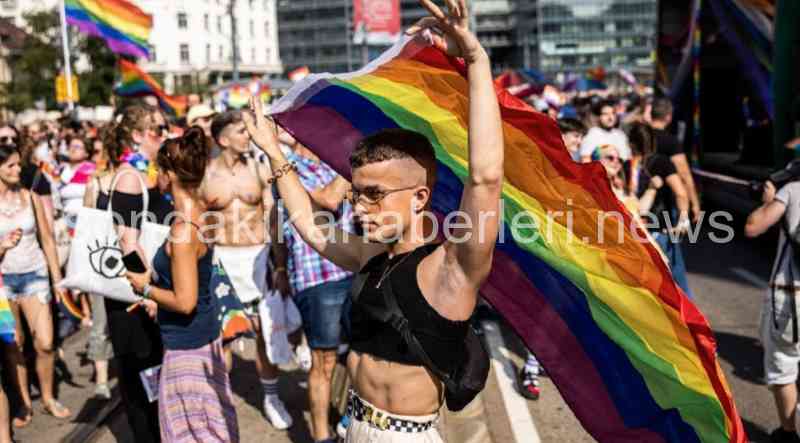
{"left": 602, "top": 155, "right": 621, "bottom": 163}
{"left": 150, "top": 125, "right": 169, "bottom": 136}
{"left": 0, "top": 136, "right": 17, "bottom": 145}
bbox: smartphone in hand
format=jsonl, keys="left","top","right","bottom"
{"left": 122, "top": 252, "right": 147, "bottom": 274}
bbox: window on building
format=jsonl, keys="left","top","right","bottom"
{"left": 249, "top": 20, "right": 254, "bottom": 37}
{"left": 180, "top": 44, "right": 190, "bottom": 63}
{"left": 218, "top": 45, "right": 223, "bottom": 61}
{"left": 217, "top": 16, "right": 223, "bottom": 33}
{"left": 265, "top": 48, "right": 271, "bottom": 62}
{"left": 147, "top": 45, "right": 157, "bottom": 62}
{"left": 177, "top": 12, "right": 188, "bottom": 29}
{"left": 206, "top": 44, "right": 211, "bottom": 63}
{"left": 204, "top": 14, "right": 209, "bottom": 30}
{"left": 264, "top": 20, "right": 269, "bottom": 36}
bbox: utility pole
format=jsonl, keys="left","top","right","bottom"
{"left": 229, "top": 0, "right": 239, "bottom": 82}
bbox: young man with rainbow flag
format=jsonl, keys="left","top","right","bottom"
{"left": 244, "top": 1, "right": 502, "bottom": 441}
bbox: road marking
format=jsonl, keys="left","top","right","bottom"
{"left": 481, "top": 320, "right": 541, "bottom": 443}
{"left": 731, "top": 267, "right": 769, "bottom": 288}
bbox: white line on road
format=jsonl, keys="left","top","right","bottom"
{"left": 731, "top": 267, "right": 769, "bottom": 288}
{"left": 481, "top": 320, "right": 541, "bottom": 443}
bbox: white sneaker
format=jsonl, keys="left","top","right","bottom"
{"left": 294, "top": 344, "right": 312, "bottom": 372}
{"left": 263, "top": 395, "right": 293, "bottom": 430}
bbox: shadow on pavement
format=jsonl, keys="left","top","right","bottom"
{"left": 229, "top": 352, "right": 314, "bottom": 443}
{"left": 713, "top": 330, "right": 764, "bottom": 386}
{"left": 742, "top": 417, "right": 771, "bottom": 443}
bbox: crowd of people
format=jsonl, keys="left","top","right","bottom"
{"left": 0, "top": 1, "right": 725, "bottom": 443}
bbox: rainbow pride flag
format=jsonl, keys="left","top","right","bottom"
{"left": 0, "top": 279, "right": 14, "bottom": 344}
{"left": 65, "top": 0, "right": 152, "bottom": 59}
{"left": 271, "top": 36, "right": 746, "bottom": 443}
{"left": 115, "top": 59, "right": 187, "bottom": 117}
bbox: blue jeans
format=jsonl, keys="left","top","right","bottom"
{"left": 294, "top": 277, "right": 353, "bottom": 349}
{"left": 653, "top": 232, "right": 694, "bottom": 299}
{"left": 0, "top": 268, "right": 50, "bottom": 302}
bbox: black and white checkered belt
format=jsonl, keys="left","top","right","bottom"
{"left": 347, "top": 391, "right": 437, "bottom": 433}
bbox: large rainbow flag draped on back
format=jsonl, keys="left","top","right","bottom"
{"left": 271, "top": 36, "right": 746, "bottom": 443}
{"left": 65, "top": 0, "right": 152, "bottom": 59}
{"left": 115, "top": 59, "right": 187, "bottom": 117}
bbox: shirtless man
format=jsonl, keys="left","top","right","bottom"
{"left": 200, "top": 110, "right": 292, "bottom": 430}
{"left": 243, "top": 1, "right": 503, "bottom": 440}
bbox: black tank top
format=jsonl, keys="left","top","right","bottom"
{"left": 349, "top": 244, "right": 470, "bottom": 375}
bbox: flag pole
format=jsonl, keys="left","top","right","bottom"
{"left": 59, "top": 0, "right": 75, "bottom": 111}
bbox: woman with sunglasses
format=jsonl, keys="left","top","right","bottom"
{"left": 126, "top": 128, "right": 239, "bottom": 443}
{"left": 0, "top": 144, "right": 71, "bottom": 427}
{"left": 103, "top": 104, "right": 172, "bottom": 443}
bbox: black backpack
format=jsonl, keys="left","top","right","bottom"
{"left": 352, "top": 249, "right": 490, "bottom": 412}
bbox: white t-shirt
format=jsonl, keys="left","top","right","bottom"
{"left": 579, "top": 127, "right": 631, "bottom": 160}
{"left": 771, "top": 181, "right": 800, "bottom": 287}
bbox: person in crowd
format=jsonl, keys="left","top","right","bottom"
{"left": 579, "top": 99, "right": 632, "bottom": 163}
{"left": 745, "top": 178, "right": 800, "bottom": 443}
{"left": 105, "top": 104, "right": 172, "bottom": 443}
{"left": 276, "top": 130, "right": 354, "bottom": 443}
{"left": 126, "top": 128, "right": 239, "bottom": 443}
{"left": 81, "top": 138, "right": 115, "bottom": 401}
{"left": 0, "top": 145, "right": 71, "bottom": 427}
{"left": 649, "top": 97, "right": 702, "bottom": 223}
{"left": 186, "top": 104, "right": 217, "bottom": 139}
{"left": 557, "top": 118, "right": 587, "bottom": 162}
{"left": 627, "top": 122, "right": 692, "bottom": 295}
{"left": 59, "top": 136, "right": 96, "bottom": 235}
{"left": 242, "top": 0, "right": 503, "bottom": 440}
{"left": 200, "top": 110, "right": 292, "bottom": 430}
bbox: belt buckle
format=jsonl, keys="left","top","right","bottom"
{"left": 363, "top": 405, "right": 390, "bottom": 431}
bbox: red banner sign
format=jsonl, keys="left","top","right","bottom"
{"left": 353, "top": 0, "right": 401, "bottom": 45}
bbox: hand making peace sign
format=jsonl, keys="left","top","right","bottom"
{"left": 406, "top": 0, "right": 486, "bottom": 64}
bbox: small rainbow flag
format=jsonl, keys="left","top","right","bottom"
{"left": 65, "top": 0, "right": 152, "bottom": 59}
{"left": 272, "top": 36, "right": 746, "bottom": 443}
{"left": 114, "top": 59, "right": 187, "bottom": 117}
{"left": 0, "top": 278, "right": 14, "bottom": 344}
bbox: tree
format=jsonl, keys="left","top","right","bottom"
{"left": 6, "top": 10, "right": 60, "bottom": 111}
{"left": 76, "top": 35, "right": 117, "bottom": 107}
{"left": 7, "top": 9, "right": 118, "bottom": 111}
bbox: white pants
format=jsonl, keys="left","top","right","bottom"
{"left": 346, "top": 395, "right": 443, "bottom": 443}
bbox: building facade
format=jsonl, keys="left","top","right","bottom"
{"left": 278, "top": 0, "right": 519, "bottom": 75}
{"left": 535, "top": 0, "right": 658, "bottom": 77}
{"left": 137, "top": 0, "right": 282, "bottom": 94}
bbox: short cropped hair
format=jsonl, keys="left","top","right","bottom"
{"left": 211, "top": 110, "right": 243, "bottom": 144}
{"left": 557, "top": 118, "right": 587, "bottom": 136}
{"left": 650, "top": 97, "right": 674, "bottom": 122}
{"left": 350, "top": 128, "right": 437, "bottom": 187}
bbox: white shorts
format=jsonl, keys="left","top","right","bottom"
{"left": 761, "top": 295, "right": 800, "bottom": 386}
{"left": 215, "top": 245, "right": 270, "bottom": 305}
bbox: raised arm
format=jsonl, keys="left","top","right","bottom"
{"left": 410, "top": 0, "right": 504, "bottom": 293}
{"left": 242, "top": 99, "right": 374, "bottom": 272}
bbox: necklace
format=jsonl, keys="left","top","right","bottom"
{"left": 0, "top": 193, "right": 23, "bottom": 217}
{"left": 376, "top": 251, "right": 413, "bottom": 289}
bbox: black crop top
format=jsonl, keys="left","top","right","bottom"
{"left": 349, "top": 244, "right": 470, "bottom": 375}
{"left": 110, "top": 187, "right": 173, "bottom": 228}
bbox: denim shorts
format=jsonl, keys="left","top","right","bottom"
{"left": 0, "top": 268, "right": 51, "bottom": 303}
{"left": 294, "top": 277, "right": 353, "bottom": 350}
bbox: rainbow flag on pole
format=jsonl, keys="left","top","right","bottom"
{"left": 65, "top": 0, "right": 152, "bottom": 59}
{"left": 271, "top": 36, "right": 746, "bottom": 443}
{"left": 114, "top": 59, "right": 187, "bottom": 117}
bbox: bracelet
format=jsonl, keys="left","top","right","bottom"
{"left": 268, "top": 162, "right": 297, "bottom": 184}
{"left": 141, "top": 283, "right": 153, "bottom": 299}
{"left": 273, "top": 267, "right": 287, "bottom": 274}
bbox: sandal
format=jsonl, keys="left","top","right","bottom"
{"left": 12, "top": 407, "right": 32, "bottom": 428}
{"left": 41, "top": 399, "right": 71, "bottom": 419}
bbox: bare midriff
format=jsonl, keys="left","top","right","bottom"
{"left": 347, "top": 350, "right": 443, "bottom": 416}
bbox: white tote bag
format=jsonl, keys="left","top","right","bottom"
{"left": 59, "top": 170, "right": 170, "bottom": 303}
{"left": 258, "top": 291, "right": 303, "bottom": 365}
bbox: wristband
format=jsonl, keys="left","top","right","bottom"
{"left": 274, "top": 267, "right": 287, "bottom": 274}
{"left": 141, "top": 283, "right": 153, "bottom": 299}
